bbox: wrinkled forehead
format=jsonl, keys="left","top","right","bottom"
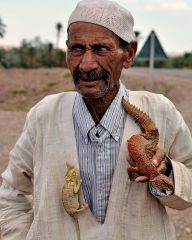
{"left": 67, "top": 22, "right": 126, "bottom": 50}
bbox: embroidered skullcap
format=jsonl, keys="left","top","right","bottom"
{"left": 67, "top": 0, "right": 136, "bottom": 43}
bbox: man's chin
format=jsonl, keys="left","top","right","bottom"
{"left": 76, "top": 86, "right": 109, "bottom": 99}
{"left": 74, "top": 80, "right": 109, "bottom": 99}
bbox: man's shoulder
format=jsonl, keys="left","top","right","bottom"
{"left": 129, "top": 90, "right": 174, "bottom": 109}
{"left": 128, "top": 90, "right": 179, "bottom": 123}
{"left": 28, "top": 91, "right": 77, "bottom": 118}
{"left": 36, "top": 91, "right": 76, "bottom": 107}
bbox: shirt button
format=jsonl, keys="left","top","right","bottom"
{"left": 114, "top": 135, "right": 119, "bottom": 141}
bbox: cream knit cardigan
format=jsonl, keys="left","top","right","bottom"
{"left": 0, "top": 90, "right": 192, "bottom": 240}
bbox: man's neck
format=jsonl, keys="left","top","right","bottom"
{"left": 83, "top": 86, "right": 119, "bottom": 124}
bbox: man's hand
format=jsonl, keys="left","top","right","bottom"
{"left": 128, "top": 147, "right": 168, "bottom": 183}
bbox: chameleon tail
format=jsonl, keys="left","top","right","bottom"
{"left": 73, "top": 214, "right": 80, "bottom": 240}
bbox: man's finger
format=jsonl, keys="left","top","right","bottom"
{"left": 135, "top": 176, "right": 149, "bottom": 183}
{"left": 152, "top": 147, "right": 166, "bottom": 167}
{"left": 157, "top": 160, "right": 167, "bottom": 174}
{"left": 153, "top": 158, "right": 158, "bottom": 167}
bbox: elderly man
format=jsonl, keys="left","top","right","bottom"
{"left": 0, "top": 0, "right": 192, "bottom": 239}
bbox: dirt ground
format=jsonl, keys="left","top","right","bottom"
{"left": 0, "top": 67, "right": 192, "bottom": 239}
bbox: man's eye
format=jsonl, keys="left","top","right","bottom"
{"left": 94, "top": 46, "right": 109, "bottom": 54}
{"left": 69, "top": 46, "right": 84, "bottom": 56}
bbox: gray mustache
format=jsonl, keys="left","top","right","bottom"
{"left": 73, "top": 69, "right": 108, "bottom": 82}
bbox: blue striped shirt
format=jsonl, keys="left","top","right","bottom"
{"left": 73, "top": 83, "right": 128, "bottom": 223}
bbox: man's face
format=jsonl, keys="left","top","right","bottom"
{"left": 66, "top": 22, "right": 132, "bottom": 99}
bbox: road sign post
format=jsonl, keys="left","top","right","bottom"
{"left": 136, "top": 30, "right": 167, "bottom": 90}
{"left": 149, "top": 31, "right": 155, "bottom": 89}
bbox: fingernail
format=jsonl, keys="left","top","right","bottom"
{"left": 153, "top": 159, "right": 158, "bottom": 166}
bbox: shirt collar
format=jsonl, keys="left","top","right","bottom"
{"left": 73, "top": 82, "right": 129, "bottom": 143}
{"left": 73, "top": 94, "right": 95, "bottom": 143}
{"left": 99, "top": 83, "right": 128, "bottom": 141}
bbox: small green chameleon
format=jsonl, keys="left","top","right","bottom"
{"left": 62, "top": 163, "right": 88, "bottom": 240}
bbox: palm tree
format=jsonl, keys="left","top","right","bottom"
{"left": 0, "top": 17, "right": 6, "bottom": 38}
{"left": 55, "top": 22, "right": 63, "bottom": 48}
{"left": 134, "top": 31, "right": 141, "bottom": 42}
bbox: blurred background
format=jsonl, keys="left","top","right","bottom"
{"left": 0, "top": 1, "right": 192, "bottom": 239}
{"left": 0, "top": 0, "right": 192, "bottom": 68}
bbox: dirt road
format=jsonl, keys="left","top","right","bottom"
{"left": 0, "top": 68, "right": 192, "bottom": 239}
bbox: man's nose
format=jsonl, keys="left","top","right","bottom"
{"left": 79, "top": 50, "right": 98, "bottom": 72}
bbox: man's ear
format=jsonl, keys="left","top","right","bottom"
{"left": 123, "top": 41, "right": 138, "bottom": 68}
{"left": 65, "top": 40, "right": 69, "bottom": 66}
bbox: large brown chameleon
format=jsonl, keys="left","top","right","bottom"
{"left": 62, "top": 163, "right": 88, "bottom": 240}
{"left": 122, "top": 97, "right": 174, "bottom": 192}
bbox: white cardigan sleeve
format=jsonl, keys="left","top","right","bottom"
{"left": 157, "top": 107, "right": 192, "bottom": 209}
{"left": 0, "top": 110, "right": 35, "bottom": 239}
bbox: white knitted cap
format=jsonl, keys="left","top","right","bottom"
{"left": 67, "top": 0, "right": 136, "bottom": 43}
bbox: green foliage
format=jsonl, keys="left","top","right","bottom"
{"left": 163, "top": 52, "right": 192, "bottom": 69}
{"left": 0, "top": 17, "right": 6, "bottom": 38}
{"left": 55, "top": 22, "right": 63, "bottom": 48}
{"left": 1, "top": 32, "right": 192, "bottom": 69}
{"left": 134, "top": 51, "right": 192, "bottom": 69}
{"left": 0, "top": 36, "right": 67, "bottom": 68}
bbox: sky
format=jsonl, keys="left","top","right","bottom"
{"left": 0, "top": 0, "right": 192, "bottom": 55}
